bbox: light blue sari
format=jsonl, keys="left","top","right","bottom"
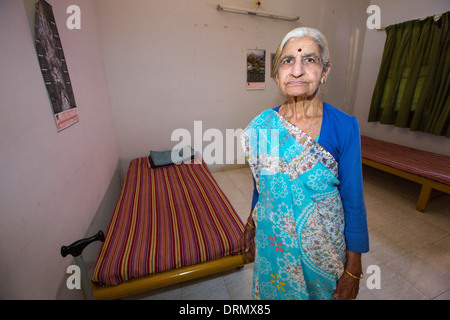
{"left": 241, "top": 109, "right": 346, "bottom": 300}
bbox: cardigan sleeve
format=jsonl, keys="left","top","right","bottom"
{"left": 336, "top": 118, "right": 369, "bottom": 253}
{"left": 251, "top": 176, "right": 258, "bottom": 211}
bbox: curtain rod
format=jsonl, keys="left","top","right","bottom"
{"left": 376, "top": 11, "right": 446, "bottom": 31}
{"left": 216, "top": 4, "right": 299, "bottom": 22}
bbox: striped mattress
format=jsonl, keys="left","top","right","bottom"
{"left": 361, "top": 136, "right": 450, "bottom": 185}
{"left": 92, "top": 157, "right": 244, "bottom": 287}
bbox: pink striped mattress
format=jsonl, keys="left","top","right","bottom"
{"left": 361, "top": 136, "right": 450, "bottom": 185}
{"left": 92, "top": 157, "right": 244, "bottom": 287}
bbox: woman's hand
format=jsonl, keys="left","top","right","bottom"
{"left": 333, "top": 271, "right": 360, "bottom": 300}
{"left": 333, "top": 250, "right": 362, "bottom": 300}
{"left": 240, "top": 218, "right": 256, "bottom": 261}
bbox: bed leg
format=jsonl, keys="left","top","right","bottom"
{"left": 416, "top": 183, "right": 432, "bottom": 212}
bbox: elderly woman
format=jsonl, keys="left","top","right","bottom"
{"left": 240, "top": 27, "right": 369, "bottom": 300}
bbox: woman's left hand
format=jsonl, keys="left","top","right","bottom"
{"left": 333, "top": 272, "right": 360, "bottom": 300}
{"left": 334, "top": 250, "right": 362, "bottom": 300}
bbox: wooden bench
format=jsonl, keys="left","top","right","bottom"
{"left": 360, "top": 135, "right": 450, "bottom": 212}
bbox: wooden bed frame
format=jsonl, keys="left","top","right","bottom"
{"left": 62, "top": 155, "right": 251, "bottom": 300}
{"left": 62, "top": 231, "right": 251, "bottom": 300}
{"left": 91, "top": 253, "right": 249, "bottom": 300}
{"left": 360, "top": 135, "right": 450, "bottom": 211}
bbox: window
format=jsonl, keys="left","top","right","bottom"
{"left": 368, "top": 11, "right": 449, "bottom": 137}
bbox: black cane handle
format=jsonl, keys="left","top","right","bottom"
{"left": 61, "top": 230, "right": 105, "bottom": 257}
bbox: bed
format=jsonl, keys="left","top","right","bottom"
{"left": 360, "top": 135, "right": 450, "bottom": 211}
{"left": 87, "top": 155, "right": 247, "bottom": 300}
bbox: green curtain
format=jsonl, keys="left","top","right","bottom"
{"left": 368, "top": 11, "right": 450, "bottom": 137}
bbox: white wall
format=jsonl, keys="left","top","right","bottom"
{"left": 0, "top": 0, "right": 119, "bottom": 299}
{"left": 94, "top": 0, "right": 370, "bottom": 176}
{"left": 354, "top": 0, "right": 450, "bottom": 155}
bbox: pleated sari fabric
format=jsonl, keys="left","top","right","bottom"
{"left": 241, "top": 109, "right": 346, "bottom": 300}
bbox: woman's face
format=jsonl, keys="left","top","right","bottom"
{"left": 276, "top": 36, "right": 329, "bottom": 99}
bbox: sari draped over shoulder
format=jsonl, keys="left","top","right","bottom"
{"left": 241, "top": 109, "right": 346, "bottom": 300}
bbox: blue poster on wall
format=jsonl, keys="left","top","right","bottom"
{"left": 35, "top": 0, "right": 79, "bottom": 132}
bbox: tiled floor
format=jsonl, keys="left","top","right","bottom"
{"left": 127, "top": 165, "right": 450, "bottom": 300}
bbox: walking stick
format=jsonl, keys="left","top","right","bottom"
{"left": 61, "top": 230, "right": 105, "bottom": 300}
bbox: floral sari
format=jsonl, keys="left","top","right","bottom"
{"left": 241, "top": 109, "right": 346, "bottom": 300}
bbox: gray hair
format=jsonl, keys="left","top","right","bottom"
{"left": 272, "top": 27, "right": 331, "bottom": 78}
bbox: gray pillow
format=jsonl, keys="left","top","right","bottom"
{"left": 149, "top": 146, "right": 195, "bottom": 168}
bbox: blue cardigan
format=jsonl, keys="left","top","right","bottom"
{"left": 250, "top": 102, "right": 369, "bottom": 253}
